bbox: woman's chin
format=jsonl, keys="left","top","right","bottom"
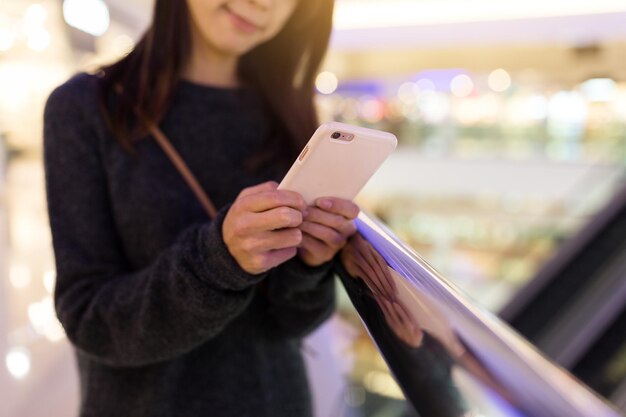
{"left": 211, "top": 36, "right": 260, "bottom": 58}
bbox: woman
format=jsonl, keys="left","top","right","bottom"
{"left": 43, "top": 0, "right": 358, "bottom": 416}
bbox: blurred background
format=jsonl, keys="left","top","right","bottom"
{"left": 1, "top": 0, "right": 625, "bottom": 416}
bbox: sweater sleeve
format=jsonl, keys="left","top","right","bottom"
{"left": 264, "top": 256, "right": 336, "bottom": 339}
{"left": 44, "top": 83, "right": 266, "bottom": 368}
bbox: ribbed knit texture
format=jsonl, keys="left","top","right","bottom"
{"left": 44, "top": 73, "right": 335, "bottom": 417}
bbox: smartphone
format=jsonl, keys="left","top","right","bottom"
{"left": 278, "top": 121, "right": 397, "bottom": 205}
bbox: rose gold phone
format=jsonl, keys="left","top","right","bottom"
{"left": 278, "top": 122, "right": 397, "bottom": 205}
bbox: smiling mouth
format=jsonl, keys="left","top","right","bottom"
{"left": 223, "top": 5, "right": 262, "bottom": 34}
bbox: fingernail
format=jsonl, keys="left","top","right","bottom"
{"left": 317, "top": 198, "right": 332, "bottom": 210}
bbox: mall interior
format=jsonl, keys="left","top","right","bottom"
{"left": 1, "top": 1, "right": 625, "bottom": 416}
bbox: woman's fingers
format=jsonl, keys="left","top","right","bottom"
{"left": 223, "top": 182, "right": 308, "bottom": 275}
{"left": 296, "top": 198, "right": 358, "bottom": 267}
{"left": 300, "top": 221, "right": 346, "bottom": 250}
{"left": 299, "top": 205, "right": 356, "bottom": 267}
{"left": 242, "top": 189, "right": 307, "bottom": 214}
{"left": 315, "top": 197, "right": 360, "bottom": 220}
{"left": 253, "top": 228, "right": 303, "bottom": 252}
{"left": 229, "top": 190, "right": 306, "bottom": 236}
{"left": 298, "top": 233, "right": 335, "bottom": 265}
{"left": 241, "top": 247, "right": 298, "bottom": 274}
{"left": 249, "top": 207, "right": 304, "bottom": 232}
{"left": 304, "top": 207, "right": 357, "bottom": 236}
{"left": 264, "top": 247, "right": 299, "bottom": 269}
{"left": 230, "top": 227, "right": 303, "bottom": 269}
{"left": 229, "top": 229, "right": 301, "bottom": 274}
{"left": 226, "top": 207, "right": 303, "bottom": 240}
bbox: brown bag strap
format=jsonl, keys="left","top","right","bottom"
{"left": 114, "top": 83, "right": 217, "bottom": 219}
{"left": 144, "top": 121, "right": 218, "bottom": 220}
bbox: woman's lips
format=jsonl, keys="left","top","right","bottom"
{"left": 224, "top": 5, "right": 261, "bottom": 34}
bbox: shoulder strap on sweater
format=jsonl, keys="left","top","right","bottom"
{"left": 145, "top": 120, "right": 218, "bottom": 220}
{"left": 113, "top": 82, "right": 218, "bottom": 219}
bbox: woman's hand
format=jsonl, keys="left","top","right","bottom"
{"left": 298, "top": 197, "right": 359, "bottom": 267}
{"left": 223, "top": 181, "right": 307, "bottom": 275}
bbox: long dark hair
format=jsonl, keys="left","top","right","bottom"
{"left": 99, "top": 0, "right": 334, "bottom": 159}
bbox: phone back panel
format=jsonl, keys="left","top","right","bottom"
{"left": 278, "top": 122, "right": 397, "bottom": 205}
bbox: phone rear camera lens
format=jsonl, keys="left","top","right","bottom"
{"left": 331, "top": 132, "right": 341, "bottom": 139}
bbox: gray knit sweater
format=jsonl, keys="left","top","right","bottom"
{"left": 43, "top": 73, "right": 335, "bottom": 417}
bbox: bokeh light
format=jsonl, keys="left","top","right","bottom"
{"left": 450, "top": 74, "right": 475, "bottom": 98}
{"left": 6, "top": 347, "right": 31, "bottom": 380}
{"left": 398, "top": 81, "right": 418, "bottom": 104}
{"left": 26, "top": 28, "right": 50, "bottom": 51}
{"left": 0, "top": 28, "right": 15, "bottom": 51}
{"left": 63, "top": 0, "right": 110, "bottom": 37}
{"left": 488, "top": 68, "right": 512, "bottom": 92}
{"left": 316, "top": 71, "right": 339, "bottom": 95}
{"left": 580, "top": 78, "right": 617, "bottom": 102}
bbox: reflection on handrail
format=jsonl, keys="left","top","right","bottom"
{"left": 337, "top": 212, "right": 622, "bottom": 417}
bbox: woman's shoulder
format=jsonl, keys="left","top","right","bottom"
{"left": 44, "top": 72, "right": 111, "bottom": 150}
{"left": 45, "top": 72, "right": 102, "bottom": 117}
